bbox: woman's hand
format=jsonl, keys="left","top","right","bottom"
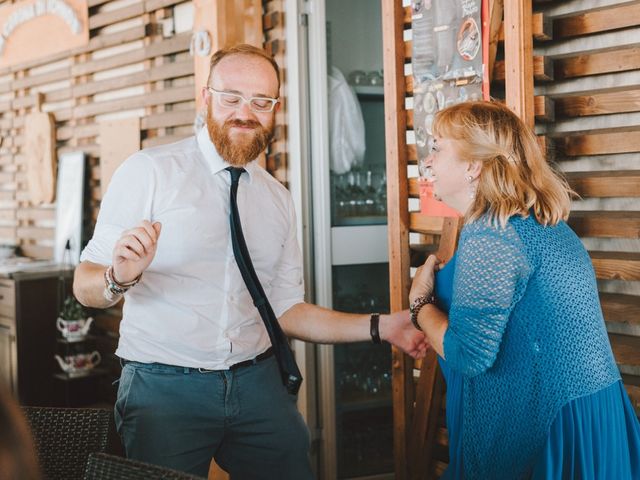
{"left": 409, "top": 254, "right": 441, "bottom": 304}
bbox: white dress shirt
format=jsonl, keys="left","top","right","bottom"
{"left": 80, "top": 127, "right": 305, "bottom": 369}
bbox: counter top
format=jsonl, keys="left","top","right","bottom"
{"left": 0, "top": 259, "right": 73, "bottom": 280}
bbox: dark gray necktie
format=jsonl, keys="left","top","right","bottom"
{"left": 226, "top": 167, "right": 302, "bottom": 395}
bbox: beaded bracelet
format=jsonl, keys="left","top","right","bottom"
{"left": 409, "top": 294, "right": 436, "bottom": 331}
{"left": 104, "top": 265, "right": 141, "bottom": 299}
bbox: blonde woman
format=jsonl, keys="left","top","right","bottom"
{"left": 410, "top": 101, "right": 640, "bottom": 479}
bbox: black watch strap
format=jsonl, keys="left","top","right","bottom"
{"left": 370, "top": 313, "right": 381, "bottom": 344}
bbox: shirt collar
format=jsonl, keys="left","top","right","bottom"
{"left": 196, "top": 126, "right": 257, "bottom": 183}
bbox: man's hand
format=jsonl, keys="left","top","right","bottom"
{"left": 112, "top": 220, "right": 162, "bottom": 284}
{"left": 379, "top": 310, "right": 429, "bottom": 359}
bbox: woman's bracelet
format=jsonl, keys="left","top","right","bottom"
{"left": 409, "top": 294, "right": 436, "bottom": 331}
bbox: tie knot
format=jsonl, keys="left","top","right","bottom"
{"left": 226, "top": 167, "right": 245, "bottom": 185}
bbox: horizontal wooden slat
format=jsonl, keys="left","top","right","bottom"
{"left": 11, "top": 67, "right": 70, "bottom": 90}
{"left": 141, "top": 110, "right": 195, "bottom": 129}
{"left": 409, "top": 212, "right": 445, "bottom": 235}
{"left": 556, "top": 89, "right": 640, "bottom": 117}
{"left": 600, "top": 293, "right": 640, "bottom": 326}
{"left": 15, "top": 208, "right": 54, "bottom": 222}
{"left": 141, "top": 134, "right": 190, "bottom": 149}
{"left": 73, "top": 85, "right": 193, "bottom": 118}
{"left": 493, "top": 56, "right": 553, "bottom": 82}
{"left": 72, "top": 59, "right": 193, "bottom": 97}
{"left": 89, "top": 3, "right": 145, "bottom": 30}
{"left": 71, "top": 32, "right": 191, "bottom": 77}
{"left": 19, "top": 244, "right": 52, "bottom": 259}
{"left": 562, "top": 131, "right": 640, "bottom": 156}
{"left": 16, "top": 226, "right": 53, "bottom": 240}
{"left": 144, "top": 0, "right": 186, "bottom": 11}
{"left": 403, "top": 5, "right": 412, "bottom": 26}
{"left": 534, "top": 95, "right": 555, "bottom": 122}
{"left": 610, "top": 333, "right": 640, "bottom": 369}
{"left": 85, "top": 25, "right": 148, "bottom": 53}
{"left": 408, "top": 177, "right": 419, "bottom": 198}
{"left": 57, "top": 123, "right": 100, "bottom": 142}
{"left": 498, "top": 12, "right": 552, "bottom": 41}
{"left": 554, "top": 3, "right": 640, "bottom": 39}
{"left": 406, "top": 96, "right": 554, "bottom": 126}
{"left": 565, "top": 170, "right": 640, "bottom": 198}
{"left": 555, "top": 47, "right": 640, "bottom": 80}
{"left": 407, "top": 144, "right": 417, "bottom": 164}
{"left": 568, "top": 211, "right": 640, "bottom": 238}
{"left": 590, "top": 251, "right": 640, "bottom": 281}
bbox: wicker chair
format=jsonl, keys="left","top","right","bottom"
{"left": 84, "top": 452, "right": 205, "bottom": 479}
{"left": 22, "top": 406, "right": 111, "bottom": 480}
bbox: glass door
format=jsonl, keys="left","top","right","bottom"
{"left": 304, "top": 0, "right": 393, "bottom": 478}
{"left": 332, "top": 263, "right": 393, "bottom": 478}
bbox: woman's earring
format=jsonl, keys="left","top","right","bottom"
{"left": 466, "top": 175, "right": 476, "bottom": 200}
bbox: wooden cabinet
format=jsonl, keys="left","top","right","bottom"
{"left": 0, "top": 267, "right": 71, "bottom": 406}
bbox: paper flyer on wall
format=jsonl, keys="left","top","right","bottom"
{"left": 411, "top": 0, "right": 486, "bottom": 216}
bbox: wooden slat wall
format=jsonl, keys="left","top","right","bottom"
{"left": 0, "top": 0, "right": 194, "bottom": 259}
{"left": 534, "top": 0, "right": 640, "bottom": 414}
{"left": 0, "top": 0, "right": 287, "bottom": 258}
{"left": 263, "top": 0, "right": 288, "bottom": 186}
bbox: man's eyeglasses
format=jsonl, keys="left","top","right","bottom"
{"left": 206, "top": 87, "right": 279, "bottom": 113}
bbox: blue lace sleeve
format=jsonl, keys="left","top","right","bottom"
{"left": 443, "top": 220, "right": 532, "bottom": 377}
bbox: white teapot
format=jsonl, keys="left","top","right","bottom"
{"left": 54, "top": 351, "right": 101, "bottom": 377}
{"left": 56, "top": 317, "right": 94, "bottom": 342}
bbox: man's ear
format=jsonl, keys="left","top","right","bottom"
{"left": 467, "top": 160, "right": 482, "bottom": 180}
{"left": 201, "top": 86, "right": 210, "bottom": 106}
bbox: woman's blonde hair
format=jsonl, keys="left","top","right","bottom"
{"left": 432, "top": 101, "right": 572, "bottom": 227}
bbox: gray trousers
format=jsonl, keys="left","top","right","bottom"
{"left": 114, "top": 355, "right": 313, "bottom": 479}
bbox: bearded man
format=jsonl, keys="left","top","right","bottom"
{"left": 73, "top": 44, "right": 426, "bottom": 479}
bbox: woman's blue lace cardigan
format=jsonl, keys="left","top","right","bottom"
{"left": 443, "top": 214, "right": 620, "bottom": 479}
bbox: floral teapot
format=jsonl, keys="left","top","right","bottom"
{"left": 54, "top": 351, "right": 101, "bottom": 377}
{"left": 56, "top": 316, "right": 94, "bottom": 342}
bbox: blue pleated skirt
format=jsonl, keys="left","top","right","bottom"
{"left": 440, "top": 358, "right": 640, "bottom": 479}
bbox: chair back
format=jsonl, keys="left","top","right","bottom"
{"left": 22, "top": 406, "right": 111, "bottom": 480}
{"left": 408, "top": 217, "right": 461, "bottom": 479}
{"left": 84, "top": 452, "right": 204, "bottom": 479}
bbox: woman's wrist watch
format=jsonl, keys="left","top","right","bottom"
{"left": 409, "top": 294, "right": 436, "bottom": 331}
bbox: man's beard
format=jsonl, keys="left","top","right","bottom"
{"left": 206, "top": 105, "right": 274, "bottom": 167}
